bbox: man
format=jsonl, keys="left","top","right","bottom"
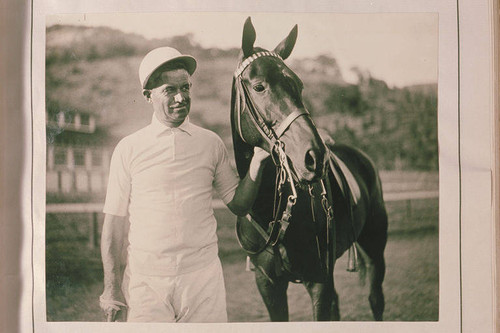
{"left": 99, "top": 47, "right": 268, "bottom": 322}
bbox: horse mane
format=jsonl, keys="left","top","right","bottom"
{"left": 230, "top": 77, "right": 254, "bottom": 178}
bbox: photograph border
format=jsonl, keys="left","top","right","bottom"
{"left": 23, "top": 0, "right": 496, "bottom": 332}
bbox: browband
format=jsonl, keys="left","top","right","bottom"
{"left": 234, "top": 51, "right": 283, "bottom": 78}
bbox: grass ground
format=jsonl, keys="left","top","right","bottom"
{"left": 224, "top": 230, "right": 438, "bottom": 322}
{"left": 46, "top": 199, "right": 438, "bottom": 322}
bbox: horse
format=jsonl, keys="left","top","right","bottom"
{"left": 230, "top": 17, "right": 388, "bottom": 322}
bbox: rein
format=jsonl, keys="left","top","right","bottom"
{"left": 234, "top": 52, "right": 337, "bottom": 276}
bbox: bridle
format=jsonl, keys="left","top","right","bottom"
{"left": 234, "top": 52, "right": 336, "bottom": 275}
{"left": 234, "top": 51, "right": 305, "bottom": 236}
{"left": 234, "top": 51, "right": 310, "bottom": 148}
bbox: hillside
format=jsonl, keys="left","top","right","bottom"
{"left": 46, "top": 25, "right": 437, "bottom": 171}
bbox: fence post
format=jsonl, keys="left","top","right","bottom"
{"left": 406, "top": 199, "right": 412, "bottom": 221}
{"left": 88, "top": 212, "right": 99, "bottom": 249}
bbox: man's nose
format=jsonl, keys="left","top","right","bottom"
{"left": 174, "top": 92, "right": 183, "bottom": 103}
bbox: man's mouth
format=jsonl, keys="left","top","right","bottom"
{"left": 171, "top": 105, "right": 187, "bottom": 111}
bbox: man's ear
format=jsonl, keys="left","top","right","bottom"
{"left": 143, "top": 89, "right": 152, "bottom": 103}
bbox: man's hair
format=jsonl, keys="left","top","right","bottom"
{"left": 145, "top": 62, "right": 189, "bottom": 90}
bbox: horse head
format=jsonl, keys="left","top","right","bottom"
{"left": 232, "top": 17, "right": 327, "bottom": 184}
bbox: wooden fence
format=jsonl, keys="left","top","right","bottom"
{"left": 46, "top": 190, "right": 439, "bottom": 249}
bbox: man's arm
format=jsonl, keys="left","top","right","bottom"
{"left": 100, "top": 213, "right": 127, "bottom": 320}
{"left": 226, "top": 148, "right": 269, "bottom": 216}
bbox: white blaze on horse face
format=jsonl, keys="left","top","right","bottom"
{"left": 149, "top": 68, "right": 192, "bottom": 128}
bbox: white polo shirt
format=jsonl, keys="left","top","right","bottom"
{"left": 103, "top": 115, "right": 239, "bottom": 276}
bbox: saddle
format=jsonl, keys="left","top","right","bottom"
{"left": 327, "top": 148, "right": 360, "bottom": 207}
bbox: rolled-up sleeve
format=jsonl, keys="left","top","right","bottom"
{"left": 213, "top": 138, "right": 239, "bottom": 205}
{"left": 103, "top": 140, "right": 131, "bottom": 216}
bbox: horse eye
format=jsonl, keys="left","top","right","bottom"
{"left": 253, "top": 84, "right": 265, "bottom": 92}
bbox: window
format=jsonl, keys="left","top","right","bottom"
{"left": 54, "top": 149, "right": 66, "bottom": 166}
{"left": 92, "top": 150, "right": 102, "bottom": 166}
{"left": 74, "top": 149, "right": 85, "bottom": 167}
{"left": 47, "top": 112, "right": 59, "bottom": 123}
{"left": 80, "top": 113, "right": 90, "bottom": 126}
{"left": 65, "top": 112, "right": 75, "bottom": 124}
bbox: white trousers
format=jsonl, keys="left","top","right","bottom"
{"left": 122, "top": 258, "right": 228, "bottom": 323}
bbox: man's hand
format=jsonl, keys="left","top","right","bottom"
{"left": 100, "top": 292, "right": 127, "bottom": 322}
{"left": 246, "top": 147, "right": 270, "bottom": 181}
{"left": 252, "top": 146, "right": 270, "bottom": 164}
{"left": 227, "top": 147, "right": 269, "bottom": 216}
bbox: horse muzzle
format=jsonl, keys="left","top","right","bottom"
{"left": 298, "top": 146, "right": 327, "bottom": 183}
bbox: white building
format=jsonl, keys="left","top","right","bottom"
{"left": 46, "top": 110, "right": 111, "bottom": 195}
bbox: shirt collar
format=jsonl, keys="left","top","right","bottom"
{"left": 150, "top": 114, "right": 192, "bottom": 137}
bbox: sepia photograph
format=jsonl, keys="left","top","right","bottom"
{"left": 43, "top": 12, "right": 440, "bottom": 323}
{"left": 1, "top": 0, "right": 497, "bottom": 331}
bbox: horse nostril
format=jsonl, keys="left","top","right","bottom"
{"left": 305, "top": 149, "right": 317, "bottom": 172}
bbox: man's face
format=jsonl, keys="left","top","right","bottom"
{"left": 147, "top": 68, "right": 192, "bottom": 127}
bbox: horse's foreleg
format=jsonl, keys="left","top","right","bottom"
{"left": 254, "top": 264, "right": 289, "bottom": 321}
{"left": 304, "top": 278, "right": 340, "bottom": 321}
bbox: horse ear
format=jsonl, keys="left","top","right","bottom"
{"left": 242, "top": 17, "right": 256, "bottom": 58}
{"left": 273, "top": 24, "right": 298, "bottom": 60}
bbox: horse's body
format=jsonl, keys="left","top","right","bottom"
{"left": 232, "top": 18, "right": 388, "bottom": 321}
